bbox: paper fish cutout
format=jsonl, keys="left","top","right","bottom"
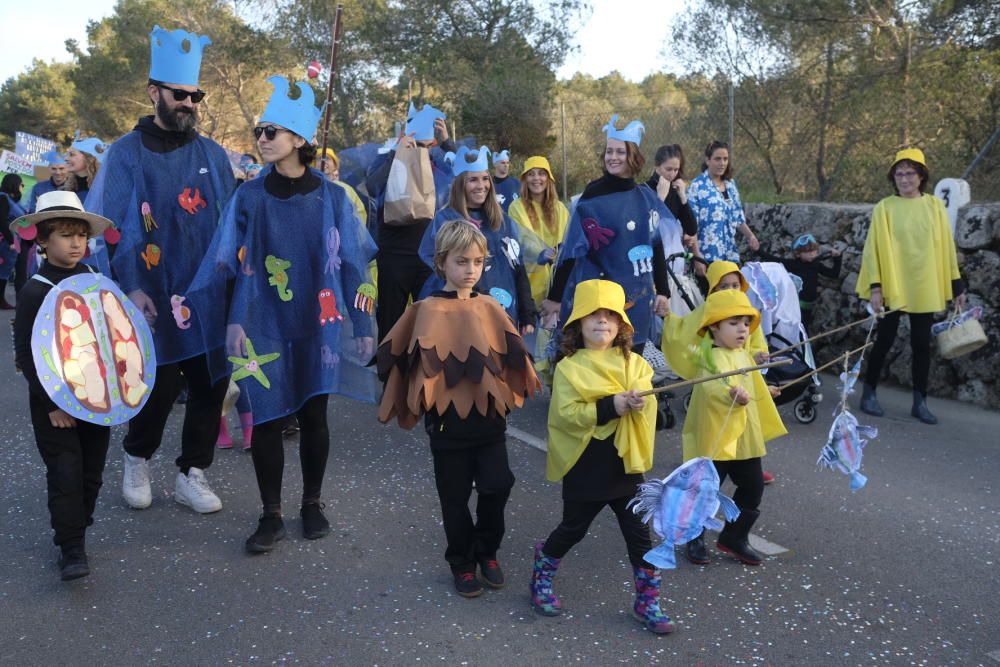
{"left": 818, "top": 409, "right": 874, "bottom": 491}
{"left": 265, "top": 255, "right": 293, "bottom": 301}
{"left": 141, "top": 244, "right": 161, "bottom": 270}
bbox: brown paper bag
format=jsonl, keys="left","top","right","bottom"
{"left": 383, "top": 144, "right": 436, "bottom": 226}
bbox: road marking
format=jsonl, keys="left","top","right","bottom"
{"left": 749, "top": 533, "right": 790, "bottom": 556}
{"left": 507, "top": 426, "right": 547, "bottom": 452}
{"left": 986, "top": 649, "right": 1000, "bottom": 663}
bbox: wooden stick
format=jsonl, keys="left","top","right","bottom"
{"left": 636, "top": 358, "right": 794, "bottom": 396}
{"left": 769, "top": 307, "right": 903, "bottom": 358}
{"left": 318, "top": 4, "right": 345, "bottom": 159}
{"left": 776, "top": 342, "right": 873, "bottom": 391}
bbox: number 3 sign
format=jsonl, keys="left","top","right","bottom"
{"left": 933, "top": 178, "right": 970, "bottom": 234}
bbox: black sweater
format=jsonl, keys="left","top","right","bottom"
{"left": 561, "top": 394, "right": 644, "bottom": 501}
{"left": 645, "top": 173, "right": 698, "bottom": 237}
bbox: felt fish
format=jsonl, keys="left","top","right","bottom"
{"left": 818, "top": 409, "right": 875, "bottom": 491}
{"left": 141, "top": 244, "right": 161, "bottom": 270}
{"left": 628, "top": 457, "right": 740, "bottom": 569}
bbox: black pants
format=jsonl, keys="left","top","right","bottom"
{"left": 430, "top": 439, "right": 514, "bottom": 573}
{"left": 123, "top": 354, "right": 228, "bottom": 471}
{"left": 376, "top": 251, "right": 432, "bottom": 342}
{"left": 250, "top": 395, "right": 330, "bottom": 514}
{"left": 864, "top": 310, "right": 933, "bottom": 394}
{"left": 543, "top": 496, "right": 654, "bottom": 568}
{"left": 713, "top": 458, "right": 764, "bottom": 512}
{"left": 30, "top": 396, "right": 110, "bottom": 549}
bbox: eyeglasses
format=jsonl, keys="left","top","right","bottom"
{"left": 158, "top": 85, "right": 206, "bottom": 103}
{"left": 253, "top": 125, "right": 287, "bottom": 141}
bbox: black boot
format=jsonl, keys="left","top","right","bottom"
{"left": 685, "top": 530, "right": 709, "bottom": 565}
{"left": 59, "top": 545, "right": 90, "bottom": 581}
{"left": 860, "top": 382, "right": 884, "bottom": 417}
{"left": 911, "top": 391, "right": 938, "bottom": 425}
{"left": 245, "top": 514, "right": 286, "bottom": 554}
{"left": 716, "top": 509, "right": 763, "bottom": 566}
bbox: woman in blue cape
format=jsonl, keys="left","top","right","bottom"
{"left": 540, "top": 116, "right": 674, "bottom": 346}
{"left": 187, "top": 77, "right": 378, "bottom": 554}
{"left": 418, "top": 146, "right": 537, "bottom": 333}
{"left": 0, "top": 174, "right": 27, "bottom": 307}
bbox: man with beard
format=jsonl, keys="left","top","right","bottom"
{"left": 87, "top": 25, "right": 236, "bottom": 514}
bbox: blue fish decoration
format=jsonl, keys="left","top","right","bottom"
{"left": 628, "top": 457, "right": 740, "bottom": 569}
{"left": 818, "top": 409, "right": 876, "bottom": 491}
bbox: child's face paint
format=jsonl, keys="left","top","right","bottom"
{"left": 441, "top": 243, "right": 486, "bottom": 296}
{"left": 464, "top": 171, "right": 491, "bottom": 208}
{"left": 581, "top": 308, "right": 620, "bottom": 351}
{"left": 42, "top": 227, "right": 89, "bottom": 269}
{"left": 711, "top": 272, "right": 743, "bottom": 293}
{"left": 710, "top": 316, "right": 751, "bottom": 350}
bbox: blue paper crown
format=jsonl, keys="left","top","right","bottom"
{"left": 492, "top": 149, "right": 510, "bottom": 165}
{"left": 603, "top": 114, "right": 645, "bottom": 146}
{"left": 149, "top": 25, "right": 212, "bottom": 87}
{"left": 404, "top": 102, "right": 446, "bottom": 142}
{"left": 40, "top": 149, "right": 65, "bottom": 166}
{"left": 259, "top": 76, "right": 324, "bottom": 142}
{"left": 70, "top": 137, "right": 109, "bottom": 164}
{"left": 444, "top": 145, "right": 491, "bottom": 177}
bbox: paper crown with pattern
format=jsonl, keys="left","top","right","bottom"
{"left": 603, "top": 114, "right": 645, "bottom": 146}
{"left": 149, "top": 25, "right": 212, "bottom": 87}
{"left": 259, "top": 76, "right": 323, "bottom": 141}
{"left": 444, "top": 145, "right": 491, "bottom": 177}
{"left": 404, "top": 102, "right": 446, "bottom": 142}
{"left": 492, "top": 149, "right": 510, "bottom": 165}
{"left": 70, "top": 136, "right": 109, "bottom": 164}
{"left": 39, "top": 149, "right": 65, "bottom": 166}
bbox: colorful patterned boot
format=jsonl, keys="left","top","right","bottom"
{"left": 240, "top": 412, "right": 254, "bottom": 450}
{"left": 530, "top": 541, "right": 563, "bottom": 616}
{"left": 632, "top": 566, "right": 675, "bottom": 634}
{"left": 216, "top": 417, "right": 232, "bottom": 449}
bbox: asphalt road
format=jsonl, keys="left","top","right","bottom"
{"left": 1, "top": 335, "right": 998, "bottom": 665}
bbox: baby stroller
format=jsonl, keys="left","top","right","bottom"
{"left": 741, "top": 262, "right": 822, "bottom": 424}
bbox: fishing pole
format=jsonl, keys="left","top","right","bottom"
{"left": 776, "top": 342, "right": 873, "bottom": 391}
{"left": 318, "top": 4, "right": 345, "bottom": 159}
{"left": 636, "top": 358, "right": 793, "bottom": 397}
{"left": 768, "top": 307, "right": 903, "bottom": 358}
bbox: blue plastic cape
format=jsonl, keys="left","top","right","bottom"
{"left": 493, "top": 177, "right": 520, "bottom": 213}
{"left": 87, "top": 130, "right": 237, "bottom": 364}
{"left": 0, "top": 193, "right": 25, "bottom": 281}
{"left": 417, "top": 207, "right": 526, "bottom": 323}
{"left": 555, "top": 184, "right": 674, "bottom": 345}
{"left": 187, "top": 167, "right": 379, "bottom": 425}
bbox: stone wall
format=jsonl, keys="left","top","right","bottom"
{"left": 744, "top": 202, "right": 1000, "bottom": 410}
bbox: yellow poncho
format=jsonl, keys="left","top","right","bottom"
{"left": 509, "top": 198, "right": 570, "bottom": 305}
{"left": 682, "top": 346, "right": 787, "bottom": 461}
{"left": 661, "top": 304, "right": 768, "bottom": 380}
{"left": 547, "top": 348, "right": 656, "bottom": 481}
{"left": 856, "top": 194, "right": 960, "bottom": 313}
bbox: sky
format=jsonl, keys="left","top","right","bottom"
{"left": 0, "top": 0, "right": 686, "bottom": 85}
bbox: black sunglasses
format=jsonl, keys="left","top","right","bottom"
{"left": 253, "top": 125, "right": 287, "bottom": 141}
{"left": 158, "top": 84, "right": 206, "bottom": 103}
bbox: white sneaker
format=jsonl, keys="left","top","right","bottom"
{"left": 122, "top": 453, "right": 152, "bottom": 509}
{"left": 174, "top": 467, "right": 222, "bottom": 514}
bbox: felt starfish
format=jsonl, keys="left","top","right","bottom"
{"left": 228, "top": 338, "right": 280, "bottom": 389}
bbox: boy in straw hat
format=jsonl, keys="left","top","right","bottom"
{"left": 11, "top": 191, "right": 114, "bottom": 581}
{"left": 532, "top": 279, "right": 674, "bottom": 634}
{"left": 682, "top": 289, "right": 787, "bottom": 567}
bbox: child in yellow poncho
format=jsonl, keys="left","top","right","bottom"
{"left": 682, "top": 289, "right": 787, "bottom": 567}
{"left": 531, "top": 279, "right": 674, "bottom": 635}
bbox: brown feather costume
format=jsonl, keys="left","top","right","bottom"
{"left": 377, "top": 294, "right": 541, "bottom": 429}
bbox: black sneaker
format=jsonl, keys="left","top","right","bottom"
{"left": 59, "top": 547, "right": 90, "bottom": 581}
{"left": 245, "top": 514, "right": 286, "bottom": 554}
{"left": 453, "top": 571, "right": 483, "bottom": 598}
{"left": 477, "top": 557, "right": 505, "bottom": 588}
{"left": 301, "top": 503, "right": 330, "bottom": 540}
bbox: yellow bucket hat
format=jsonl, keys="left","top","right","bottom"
{"left": 891, "top": 147, "right": 925, "bottom": 169}
{"left": 699, "top": 289, "right": 760, "bottom": 335}
{"left": 706, "top": 260, "right": 749, "bottom": 292}
{"left": 564, "top": 279, "right": 633, "bottom": 331}
{"left": 319, "top": 147, "right": 338, "bottom": 165}
{"left": 521, "top": 155, "right": 554, "bottom": 180}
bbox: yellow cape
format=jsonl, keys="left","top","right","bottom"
{"left": 509, "top": 197, "right": 570, "bottom": 305}
{"left": 546, "top": 348, "right": 656, "bottom": 481}
{"left": 681, "top": 346, "right": 787, "bottom": 461}
{"left": 856, "top": 194, "right": 960, "bottom": 313}
{"left": 661, "top": 304, "right": 768, "bottom": 380}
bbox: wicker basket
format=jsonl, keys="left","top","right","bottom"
{"left": 937, "top": 308, "right": 988, "bottom": 360}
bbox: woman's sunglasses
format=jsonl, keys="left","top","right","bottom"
{"left": 253, "top": 125, "right": 287, "bottom": 141}
{"left": 158, "top": 85, "right": 206, "bottom": 103}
